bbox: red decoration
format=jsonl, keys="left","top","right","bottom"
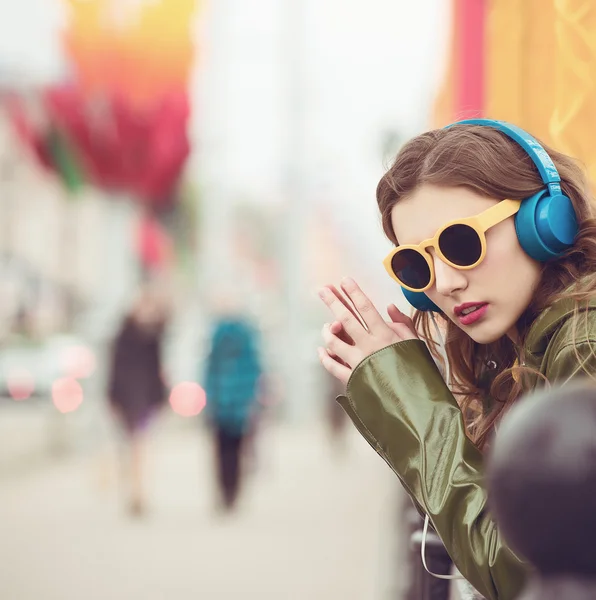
{"left": 5, "top": 82, "right": 190, "bottom": 210}
{"left": 137, "top": 212, "right": 173, "bottom": 269}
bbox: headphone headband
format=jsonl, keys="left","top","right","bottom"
{"left": 448, "top": 119, "right": 561, "bottom": 194}
{"left": 402, "top": 118, "right": 578, "bottom": 312}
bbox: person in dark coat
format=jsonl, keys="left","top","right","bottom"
{"left": 108, "top": 289, "right": 168, "bottom": 515}
{"left": 487, "top": 381, "right": 596, "bottom": 600}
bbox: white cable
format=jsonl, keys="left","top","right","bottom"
{"left": 420, "top": 313, "right": 464, "bottom": 581}
{"left": 420, "top": 514, "right": 465, "bottom": 580}
{"left": 429, "top": 311, "right": 449, "bottom": 384}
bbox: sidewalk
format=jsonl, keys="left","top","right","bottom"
{"left": 0, "top": 420, "right": 402, "bottom": 600}
{"left": 0, "top": 400, "right": 55, "bottom": 472}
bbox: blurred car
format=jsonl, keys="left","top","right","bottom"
{"left": 0, "top": 334, "right": 95, "bottom": 403}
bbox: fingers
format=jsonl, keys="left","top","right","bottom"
{"left": 330, "top": 308, "right": 415, "bottom": 344}
{"left": 325, "top": 323, "right": 351, "bottom": 367}
{"left": 385, "top": 321, "right": 418, "bottom": 340}
{"left": 329, "top": 321, "right": 343, "bottom": 335}
{"left": 322, "top": 323, "right": 357, "bottom": 366}
{"left": 329, "top": 319, "right": 355, "bottom": 345}
{"left": 387, "top": 303, "right": 416, "bottom": 332}
{"left": 319, "top": 286, "right": 366, "bottom": 342}
{"left": 327, "top": 285, "right": 367, "bottom": 329}
{"left": 318, "top": 282, "right": 419, "bottom": 375}
{"left": 386, "top": 303, "right": 418, "bottom": 340}
{"left": 317, "top": 347, "right": 350, "bottom": 385}
{"left": 340, "top": 278, "right": 386, "bottom": 333}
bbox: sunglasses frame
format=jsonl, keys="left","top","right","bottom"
{"left": 384, "top": 199, "right": 522, "bottom": 292}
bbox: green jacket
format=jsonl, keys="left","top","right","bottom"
{"left": 338, "top": 297, "right": 596, "bottom": 600}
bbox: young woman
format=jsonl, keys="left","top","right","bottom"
{"left": 317, "top": 119, "right": 596, "bottom": 600}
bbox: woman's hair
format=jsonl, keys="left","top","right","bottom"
{"left": 377, "top": 124, "right": 596, "bottom": 450}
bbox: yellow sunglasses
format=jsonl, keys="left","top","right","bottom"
{"left": 383, "top": 199, "right": 521, "bottom": 292}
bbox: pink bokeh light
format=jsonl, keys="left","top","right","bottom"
{"left": 7, "top": 368, "right": 35, "bottom": 401}
{"left": 169, "top": 382, "right": 206, "bottom": 417}
{"left": 61, "top": 345, "right": 97, "bottom": 379}
{"left": 52, "top": 378, "right": 84, "bottom": 413}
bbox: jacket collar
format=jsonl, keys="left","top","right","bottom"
{"left": 524, "top": 295, "right": 596, "bottom": 358}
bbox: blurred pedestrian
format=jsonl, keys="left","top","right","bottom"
{"left": 487, "top": 382, "right": 596, "bottom": 600}
{"left": 108, "top": 287, "right": 168, "bottom": 516}
{"left": 204, "top": 314, "right": 262, "bottom": 512}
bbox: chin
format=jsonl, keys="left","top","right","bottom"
{"left": 462, "top": 322, "right": 509, "bottom": 345}
{"left": 467, "top": 332, "right": 504, "bottom": 345}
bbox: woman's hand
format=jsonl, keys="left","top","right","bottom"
{"left": 317, "top": 278, "right": 418, "bottom": 384}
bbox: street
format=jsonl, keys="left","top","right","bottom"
{"left": 1, "top": 419, "right": 404, "bottom": 600}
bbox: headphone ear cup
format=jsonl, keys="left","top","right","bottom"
{"left": 515, "top": 190, "right": 579, "bottom": 261}
{"left": 401, "top": 287, "right": 441, "bottom": 312}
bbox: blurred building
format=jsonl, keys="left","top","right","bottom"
{"left": 434, "top": 0, "right": 596, "bottom": 190}
{"left": 0, "top": 0, "right": 450, "bottom": 426}
{"left": 0, "top": 107, "right": 116, "bottom": 339}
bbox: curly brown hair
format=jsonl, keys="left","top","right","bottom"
{"left": 376, "top": 124, "right": 596, "bottom": 450}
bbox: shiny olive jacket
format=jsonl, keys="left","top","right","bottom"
{"left": 338, "top": 297, "right": 596, "bottom": 600}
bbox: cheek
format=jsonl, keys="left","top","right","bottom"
{"left": 477, "top": 224, "right": 542, "bottom": 295}
{"left": 479, "top": 222, "right": 522, "bottom": 275}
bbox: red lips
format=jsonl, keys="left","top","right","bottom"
{"left": 455, "top": 303, "right": 489, "bottom": 326}
{"left": 454, "top": 302, "right": 488, "bottom": 316}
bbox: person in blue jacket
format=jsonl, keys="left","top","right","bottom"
{"left": 204, "top": 315, "right": 263, "bottom": 510}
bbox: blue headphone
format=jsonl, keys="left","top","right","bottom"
{"left": 402, "top": 118, "right": 579, "bottom": 313}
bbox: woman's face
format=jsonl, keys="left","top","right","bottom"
{"left": 390, "top": 184, "right": 542, "bottom": 344}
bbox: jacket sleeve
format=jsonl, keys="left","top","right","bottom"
{"left": 337, "top": 339, "right": 527, "bottom": 600}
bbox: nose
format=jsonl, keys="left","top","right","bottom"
{"left": 432, "top": 253, "right": 468, "bottom": 297}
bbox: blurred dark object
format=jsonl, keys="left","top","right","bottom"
{"left": 108, "top": 288, "right": 169, "bottom": 515}
{"left": 5, "top": 83, "right": 190, "bottom": 210}
{"left": 204, "top": 316, "right": 263, "bottom": 511}
{"left": 487, "top": 382, "right": 596, "bottom": 600}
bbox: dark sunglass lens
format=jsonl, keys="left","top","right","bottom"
{"left": 439, "top": 224, "right": 482, "bottom": 266}
{"left": 391, "top": 249, "right": 431, "bottom": 289}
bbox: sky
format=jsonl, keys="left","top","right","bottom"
{"left": 0, "top": 0, "right": 67, "bottom": 86}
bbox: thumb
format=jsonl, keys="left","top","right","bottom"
{"left": 387, "top": 303, "right": 414, "bottom": 326}
{"left": 387, "top": 304, "right": 416, "bottom": 337}
{"left": 386, "top": 321, "right": 417, "bottom": 339}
